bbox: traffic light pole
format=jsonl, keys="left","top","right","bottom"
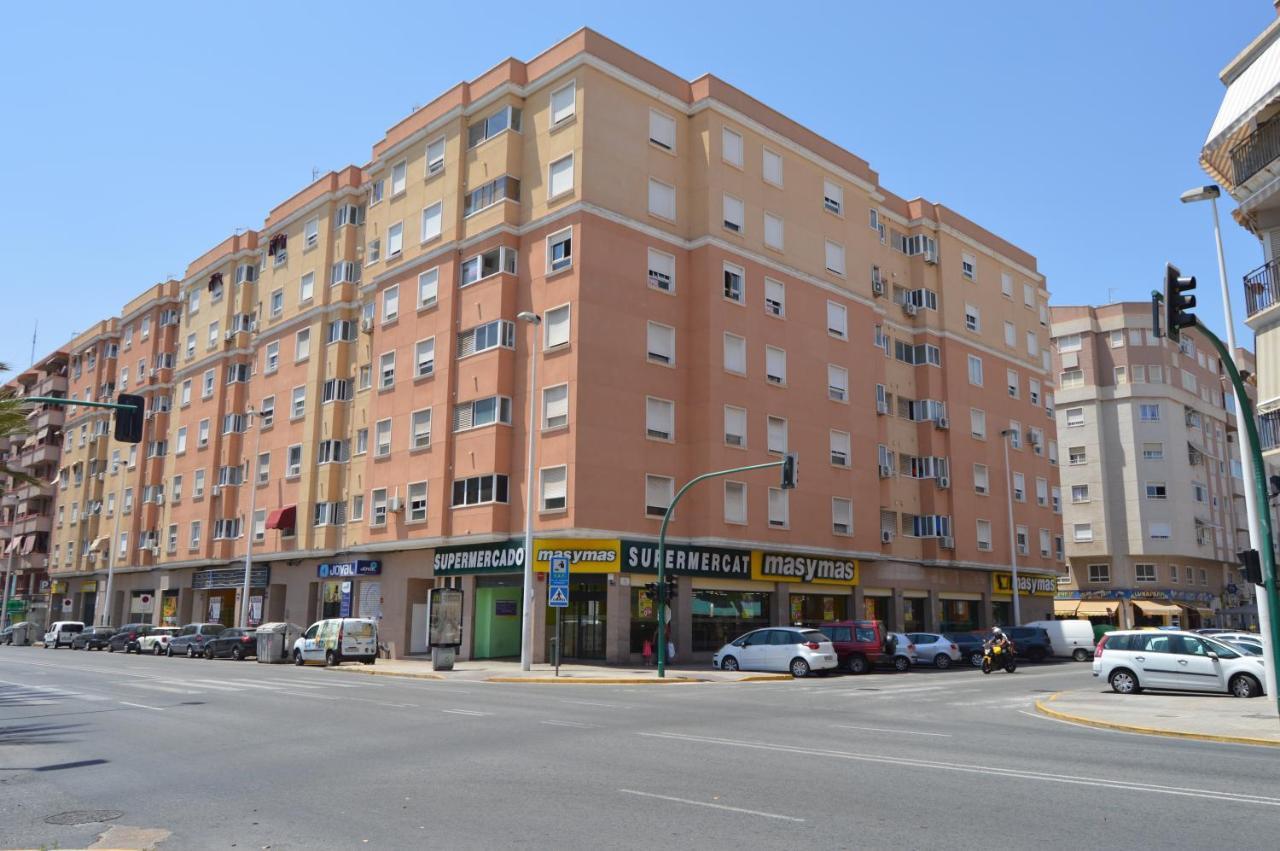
{"left": 21, "top": 397, "right": 138, "bottom": 414}
{"left": 654, "top": 458, "right": 791, "bottom": 678}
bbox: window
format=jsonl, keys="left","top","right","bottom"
{"left": 351, "top": 494, "right": 365, "bottom": 522}
{"left": 724, "top": 481, "right": 747, "bottom": 525}
{"left": 193, "top": 470, "right": 206, "bottom": 498}
{"left": 763, "top": 212, "right": 784, "bottom": 250}
{"left": 645, "top": 475, "right": 674, "bottom": 517}
{"left": 390, "top": 160, "right": 407, "bottom": 195}
{"left": 723, "top": 262, "right": 744, "bottom": 303}
{"left": 646, "top": 397, "right": 674, "bottom": 441}
{"left": 1149, "top": 523, "right": 1171, "bottom": 540}
{"left": 649, "top": 109, "right": 675, "bottom": 150}
{"left": 832, "top": 498, "right": 853, "bottom": 535}
{"left": 207, "top": 322, "right": 218, "bottom": 350}
{"left": 1027, "top": 331, "right": 1039, "bottom": 357}
{"left": 972, "top": 463, "right": 990, "bottom": 495}
{"left": 355, "top": 428, "right": 367, "bottom": 455}
{"left": 827, "top": 301, "right": 847, "bottom": 338}
{"left": 327, "top": 320, "right": 356, "bottom": 344}
{"left": 1087, "top": 564, "right": 1109, "bottom": 583}
{"left": 418, "top": 268, "right": 439, "bottom": 309}
{"left": 175, "top": 427, "right": 188, "bottom": 455}
{"left": 460, "top": 246, "right": 517, "bottom": 286}
{"left": 648, "top": 178, "right": 675, "bottom": 220}
{"left": 1023, "top": 283, "right": 1035, "bottom": 308}
{"left": 1139, "top": 403, "right": 1160, "bottom": 422}
{"left": 291, "top": 386, "right": 306, "bottom": 419}
{"left": 331, "top": 260, "right": 360, "bottom": 285}
{"left": 968, "top": 355, "right": 984, "bottom": 386}
{"left": 270, "top": 289, "right": 283, "bottom": 318}
{"left": 415, "top": 338, "right": 435, "bottom": 377}
{"left": 823, "top": 180, "right": 843, "bottom": 215}
{"left": 767, "top": 415, "right": 788, "bottom": 454}
{"left": 256, "top": 452, "right": 269, "bottom": 485}
{"left": 548, "top": 154, "right": 574, "bottom": 199}
{"left": 453, "top": 396, "right": 513, "bottom": 431}
{"left": 1008, "top": 422, "right": 1023, "bottom": 449}
{"left": 316, "top": 439, "right": 349, "bottom": 464}
{"left": 976, "top": 520, "right": 993, "bottom": 551}
{"left": 540, "top": 466, "right": 568, "bottom": 511}
{"left": 550, "top": 80, "right": 576, "bottom": 124}
{"left": 1003, "top": 321, "right": 1017, "bottom": 348}
{"left": 375, "top": 419, "right": 392, "bottom": 456}
{"left": 371, "top": 489, "right": 388, "bottom": 526}
{"left": 543, "top": 384, "right": 569, "bottom": 430}
{"left": 382, "top": 284, "right": 400, "bottom": 323}
{"left": 1000, "top": 272, "right": 1013, "bottom": 298}
{"left": 197, "top": 419, "right": 210, "bottom": 448}
{"left": 1013, "top": 472, "right": 1026, "bottom": 502}
{"left": 369, "top": 179, "right": 384, "bottom": 205}
{"left": 1007, "top": 369, "right": 1020, "bottom": 398}
{"left": 647, "top": 248, "right": 674, "bottom": 292}
{"left": 295, "top": 328, "right": 311, "bottom": 361}
{"left": 764, "top": 278, "right": 785, "bottom": 316}
{"left": 970, "top": 408, "right": 986, "bottom": 439}
{"left": 426, "top": 136, "right": 445, "bottom": 176}
{"left": 1016, "top": 526, "right": 1029, "bottom": 556}
{"left": 285, "top": 445, "right": 302, "bottom": 478}
{"left": 260, "top": 396, "right": 275, "bottom": 428}
{"left": 1071, "top": 484, "right": 1090, "bottom": 504}
{"left": 722, "top": 193, "right": 744, "bottom": 233}
{"left": 1068, "top": 446, "right": 1086, "bottom": 465}
{"left": 463, "top": 176, "right": 521, "bottom": 216}
{"left": 762, "top": 147, "right": 783, "bottom": 185}
{"left": 768, "top": 488, "right": 789, "bottom": 528}
{"left": 379, "top": 351, "right": 396, "bottom": 389}
{"left": 1059, "top": 369, "right": 1083, "bottom": 388}
{"left": 961, "top": 253, "right": 976, "bottom": 280}
{"left": 828, "top": 364, "right": 848, "bottom": 402}
{"left": 299, "top": 271, "right": 315, "bottom": 303}
{"left": 1065, "top": 407, "right": 1085, "bottom": 427}
{"left": 189, "top": 521, "right": 202, "bottom": 550}
{"left": 1074, "top": 523, "right": 1094, "bottom": 543}
{"left": 765, "top": 346, "right": 786, "bottom": 385}
{"left": 830, "top": 430, "right": 850, "bottom": 467}
{"left": 451, "top": 474, "right": 510, "bottom": 507}
{"left": 964, "top": 304, "right": 981, "bottom": 332}
{"left": 723, "top": 333, "right": 746, "bottom": 375}
{"left": 722, "top": 126, "right": 743, "bottom": 166}
{"left": 411, "top": 409, "right": 432, "bottom": 449}
{"left": 724, "top": 405, "right": 747, "bottom": 447}
{"left": 1145, "top": 481, "right": 1167, "bottom": 500}
{"left": 1142, "top": 442, "right": 1164, "bottom": 460}
{"left": 547, "top": 227, "right": 572, "bottom": 273}
{"left": 420, "top": 202, "right": 443, "bottom": 243}
{"left": 647, "top": 321, "right": 675, "bottom": 365}
{"left": 544, "top": 304, "right": 570, "bottom": 349}
{"left": 825, "top": 240, "right": 846, "bottom": 275}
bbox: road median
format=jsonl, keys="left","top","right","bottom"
{"left": 1035, "top": 689, "right": 1280, "bottom": 747}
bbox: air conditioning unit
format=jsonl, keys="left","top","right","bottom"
{"left": 935, "top": 416, "right": 949, "bottom": 430}
{"left": 876, "top": 401, "right": 888, "bottom": 415}
{"left": 86, "top": 552, "right": 97, "bottom": 562}
{"left": 940, "top": 536, "right": 955, "bottom": 549}
{"left": 149, "top": 545, "right": 161, "bottom": 557}
{"left": 1026, "top": 428, "right": 1038, "bottom": 445}
{"left": 903, "top": 302, "right": 918, "bottom": 317}
{"left": 144, "top": 410, "right": 155, "bottom": 420}
{"left": 871, "top": 280, "right": 885, "bottom": 297}
{"left": 937, "top": 475, "right": 950, "bottom": 489}
{"left": 878, "top": 464, "right": 892, "bottom": 478}
{"left": 388, "top": 496, "right": 403, "bottom": 512}
{"left": 923, "top": 246, "right": 939, "bottom": 265}
{"left": 880, "top": 530, "right": 894, "bottom": 544}
{"left": 225, "top": 330, "right": 237, "bottom": 342}
{"left": 211, "top": 485, "right": 222, "bottom": 496}
{"left": 360, "top": 317, "right": 374, "bottom": 334}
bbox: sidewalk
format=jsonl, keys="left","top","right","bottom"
{"left": 324, "top": 656, "right": 792, "bottom": 684}
{"left": 1036, "top": 688, "right": 1280, "bottom": 746}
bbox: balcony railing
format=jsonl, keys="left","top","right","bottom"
{"left": 1244, "top": 258, "right": 1280, "bottom": 318}
{"left": 1260, "top": 408, "right": 1280, "bottom": 452}
{"left": 1230, "top": 119, "right": 1280, "bottom": 186}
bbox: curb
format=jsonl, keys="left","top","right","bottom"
{"left": 484, "top": 676, "right": 703, "bottom": 684}
{"left": 736, "top": 674, "right": 795, "bottom": 682}
{"left": 325, "top": 667, "right": 444, "bottom": 680}
{"left": 1034, "top": 692, "right": 1280, "bottom": 747}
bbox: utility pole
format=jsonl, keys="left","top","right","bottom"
{"left": 239, "top": 407, "right": 261, "bottom": 628}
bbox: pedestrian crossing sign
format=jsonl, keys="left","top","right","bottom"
{"left": 549, "top": 586, "right": 569, "bottom": 606}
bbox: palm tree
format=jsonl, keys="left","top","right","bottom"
{"left": 0, "top": 362, "right": 37, "bottom": 494}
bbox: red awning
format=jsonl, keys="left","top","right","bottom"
{"left": 266, "top": 505, "right": 296, "bottom": 530}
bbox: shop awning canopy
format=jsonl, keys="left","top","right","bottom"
{"left": 1075, "top": 600, "right": 1119, "bottom": 616}
{"left": 1131, "top": 599, "right": 1181, "bottom": 616}
{"left": 1189, "top": 606, "right": 1215, "bottom": 619}
{"left": 266, "top": 505, "right": 296, "bottom": 530}
{"left": 90, "top": 536, "right": 109, "bottom": 551}
{"left": 21, "top": 535, "right": 36, "bottom": 554}
{"left": 1053, "top": 599, "right": 1080, "bottom": 616}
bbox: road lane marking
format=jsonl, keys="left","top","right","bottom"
{"left": 126, "top": 683, "right": 200, "bottom": 695}
{"left": 619, "top": 789, "right": 805, "bottom": 822}
{"left": 119, "top": 701, "right": 165, "bottom": 711}
{"left": 168, "top": 680, "right": 244, "bottom": 692}
{"left": 831, "top": 724, "right": 951, "bottom": 738}
{"left": 441, "top": 709, "right": 491, "bottom": 716}
{"left": 540, "top": 720, "right": 599, "bottom": 728}
{"left": 636, "top": 732, "right": 1280, "bottom": 807}
{"left": 560, "top": 699, "right": 630, "bottom": 709}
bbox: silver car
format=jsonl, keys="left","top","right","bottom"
{"left": 713, "top": 627, "right": 838, "bottom": 678}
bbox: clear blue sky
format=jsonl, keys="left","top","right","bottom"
{"left": 0, "top": 1, "right": 1274, "bottom": 373}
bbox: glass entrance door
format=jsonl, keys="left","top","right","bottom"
{"left": 547, "top": 577, "right": 607, "bottom": 660}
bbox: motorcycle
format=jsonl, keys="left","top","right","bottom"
{"left": 981, "top": 640, "right": 1017, "bottom": 674}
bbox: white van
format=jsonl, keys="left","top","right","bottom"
{"left": 43, "top": 621, "right": 86, "bottom": 649}
{"left": 292, "top": 618, "right": 378, "bottom": 666}
{"left": 1026, "top": 619, "right": 1096, "bottom": 662}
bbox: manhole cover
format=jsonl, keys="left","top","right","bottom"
{"left": 44, "top": 810, "right": 123, "bottom": 826}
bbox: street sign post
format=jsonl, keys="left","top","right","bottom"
{"left": 548, "top": 555, "right": 569, "bottom": 676}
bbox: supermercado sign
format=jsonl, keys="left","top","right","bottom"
{"left": 992, "top": 572, "right": 1057, "bottom": 597}
{"left": 532, "top": 539, "right": 620, "bottom": 573}
{"left": 433, "top": 540, "right": 525, "bottom": 575}
{"left": 621, "top": 540, "right": 751, "bottom": 578}
{"left": 752, "top": 551, "right": 858, "bottom": 586}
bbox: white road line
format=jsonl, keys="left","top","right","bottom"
{"left": 636, "top": 732, "right": 1280, "bottom": 807}
{"left": 126, "top": 683, "right": 201, "bottom": 695}
{"left": 831, "top": 724, "right": 952, "bottom": 738}
{"left": 541, "top": 720, "right": 599, "bottom": 729}
{"left": 194, "top": 679, "right": 287, "bottom": 690}
{"left": 119, "top": 701, "right": 165, "bottom": 711}
{"left": 168, "top": 680, "right": 244, "bottom": 692}
{"left": 441, "top": 709, "right": 491, "bottom": 717}
{"left": 619, "top": 789, "right": 805, "bottom": 822}
{"left": 844, "top": 685, "right": 948, "bottom": 697}
{"left": 560, "top": 700, "right": 630, "bottom": 709}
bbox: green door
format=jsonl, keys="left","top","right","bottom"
{"left": 474, "top": 586, "right": 522, "bottom": 659}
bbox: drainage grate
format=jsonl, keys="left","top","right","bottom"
{"left": 44, "top": 810, "right": 123, "bottom": 826}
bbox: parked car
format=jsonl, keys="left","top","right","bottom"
{"left": 814, "top": 620, "right": 895, "bottom": 674}
{"left": 712, "top": 626, "right": 837, "bottom": 677}
{"left": 293, "top": 618, "right": 379, "bottom": 667}
{"left": 167, "top": 623, "right": 227, "bottom": 657}
{"left": 906, "top": 633, "right": 961, "bottom": 669}
{"left": 1207, "top": 632, "right": 1263, "bottom": 644}
{"left": 1224, "top": 639, "right": 1264, "bottom": 656}
{"left": 886, "top": 633, "right": 918, "bottom": 671}
{"left": 999, "top": 626, "right": 1054, "bottom": 661}
{"left": 106, "top": 623, "right": 155, "bottom": 653}
{"left": 1093, "top": 629, "right": 1266, "bottom": 698}
{"left": 1194, "top": 628, "right": 1234, "bottom": 636}
{"left": 43, "top": 621, "right": 85, "bottom": 649}
{"left": 203, "top": 627, "right": 258, "bottom": 660}
{"left": 70, "top": 626, "right": 116, "bottom": 650}
{"left": 944, "top": 632, "right": 986, "bottom": 668}
{"left": 1025, "top": 619, "right": 1095, "bottom": 662}
{"left": 139, "top": 627, "right": 181, "bottom": 655}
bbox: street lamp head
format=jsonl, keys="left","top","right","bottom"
{"left": 1180, "top": 185, "right": 1221, "bottom": 204}
{"left": 999, "top": 428, "right": 1013, "bottom": 437}
{"left": 516, "top": 311, "right": 541, "bottom": 324}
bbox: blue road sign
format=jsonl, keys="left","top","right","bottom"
{"left": 548, "top": 555, "right": 570, "bottom": 608}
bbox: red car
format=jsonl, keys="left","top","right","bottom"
{"left": 816, "top": 620, "right": 899, "bottom": 674}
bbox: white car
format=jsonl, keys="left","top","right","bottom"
{"left": 886, "top": 632, "right": 918, "bottom": 672}
{"left": 1093, "top": 630, "right": 1267, "bottom": 698}
{"left": 43, "top": 621, "right": 85, "bottom": 649}
{"left": 139, "top": 626, "right": 181, "bottom": 655}
{"left": 906, "top": 632, "right": 961, "bottom": 669}
{"left": 713, "top": 627, "right": 838, "bottom": 678}
{"left": 292, "top": 618, "right": 378, "bottom": 666}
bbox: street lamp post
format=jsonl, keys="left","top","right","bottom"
{"left": 239, "top": 406, "right": 261, "bottom": 629}
{"left": 999, "top": 429, "right": 1021, "bottom": 626}
{"left": 1182, "top": 183, "right": 1280, "bottom": 707}
{"left": 103, "top": 448, "right": 128, "bottom": 627}
{"left": 516, "top": 311, "right": 541, "bottom": 672}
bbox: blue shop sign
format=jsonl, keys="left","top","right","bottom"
{"left": 318, "top": 560, "right": 382, "bottom": 578}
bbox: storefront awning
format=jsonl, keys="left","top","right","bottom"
{"left": 1185, "top": 606, "right": 1216, "bottom": 619}
{"left": 1, "top": 538, "right": 13, "bottom": 554}
{"left": 21, "top": 535, "right": 36, "bottom": 554}
{"left": 1075, "top": 600, "right": 1119, "bottom": 616}
{"left": 1131, "top": 599, "right": 1181, "bottom": 616}
{"left": 5, "top": 536, "right": 22, "bottom": 554}
{"left": 1053, "top": 599, "right": 1080, "bottom": 616}
{"left": 90, "top": 536, "right": 109, "bottom": 551}
{"left": 266, "top": 505, "right": 296, "bottom": 530}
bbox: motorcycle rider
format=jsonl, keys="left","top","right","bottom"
{"left": 989, "top": 626, "right": 1014, "bottom": 654}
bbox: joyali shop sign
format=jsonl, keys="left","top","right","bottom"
{"left": 992, "top": 572, "right": 1057, "bottom": 597}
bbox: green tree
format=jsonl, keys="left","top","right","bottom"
{"left": 0, "top": 363, "right": 37, "bottom": 495}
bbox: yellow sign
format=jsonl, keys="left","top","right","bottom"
{"left": 81, "top": 580, "right": 98, "bottom": 592}
{"left": 532, "top": 539, "right": 621, "bottom": 574}
{"left": 751, "top": 551, "right": 858, "bottom": 586}
{"left": 991, "top": 572, "right": 1056, "bottom": 598}
{"left": 50, "top": 581, "right": 67, "bottom": 594}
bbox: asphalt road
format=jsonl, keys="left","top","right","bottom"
{"left": 1, "top": 648, "right": 1278, "bottom": 850}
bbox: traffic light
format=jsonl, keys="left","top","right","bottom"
{"left": 643, "top": 582, "right": 659, "bottom": 601}
{"left": 1164, "top": 263, "right": 1197, "bottom": 341}
{"left": 664, "top": 575, "right": 678, "bottom": 604}
{"left": 1238, "top": 549, "right": 1264, "bottom": 586}
{"left": 113, "top": 393, "right": 146, "bottom": 444}
{"left": 781, "top": 452, "right": 798, "bottom": 490}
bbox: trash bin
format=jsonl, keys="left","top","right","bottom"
{"left": 11, "top": 623, "right": 32, "bottom": 646}
{"left": 256, "top": 622, "right": 303, "bottom": 663}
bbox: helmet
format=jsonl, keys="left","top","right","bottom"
{"left": 991, "top": 627, "right": 1003, "bottom": 636}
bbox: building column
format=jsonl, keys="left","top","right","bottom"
{"left": 926, "top": 590, "right": 940, "bottom": 632}
{"left": 852, "top": 586, "right": 865, "bottom": 621}
{"left": 979, "top": 592, "right": 993, "bottom": 630}
{"left": 773, "top": 583, "right": 791, "bottom": 626}
{"left": 606, "top": 575, "right": 627, "bottom": 664}
{"left": 890, "top": 588, "right": 904, "bottom": 633}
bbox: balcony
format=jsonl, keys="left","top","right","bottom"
{"left": 13, "top": 514, "right": 52, "bottom": 536}
{"left": 1230, "top": 119, "right": 1280, "bottom": 187}
{"left": 1260, "top": 408, "right": 1280, "bottom": 452}
{"left": 26, "top": 405, "right": 65, "bottom": 432}
{"left": 1244, "top": 258, "right": 1280, "bottom": 319}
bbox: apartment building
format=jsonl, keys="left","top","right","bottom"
{"left": 0, "top": 349, "right": 70, "bottom": 629}
{"left": 1051, "top": 304, "right": 1258, "bottom": 629}
{"left": 38, "top": 29, "right": 1061, "bottom": 661}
